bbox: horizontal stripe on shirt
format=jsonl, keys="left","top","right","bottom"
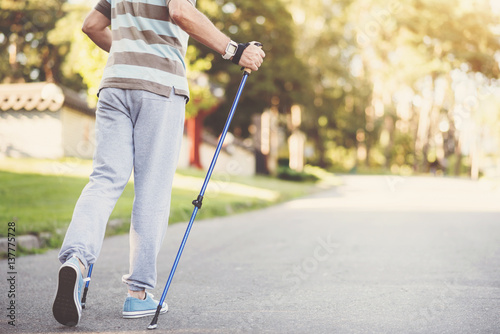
{"left": 111, "top": 12, "right": 188, "bottom": 49}
{"left": 100, "top": 77, "right": 188, "bottom": 99}
{"left": 102, "top": 63, "right": 188, "bottom": 88}
{"left": 108, "top": 51, "right": 186, "bottom": 77}
{"left": 114, "top": 0, "right": 171, "bottom": 22}
{"left": 112, "top": 26, "right": 184, "bottom": 53}
{"left": 95, "top": 0, "right": 111, "bottom": 19}
{"left": 110, "top": 38, "right": 186, "bottom": 69}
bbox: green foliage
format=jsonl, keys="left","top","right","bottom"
{"left": 185, "top": 45, "right": 219, "bottom": 119}
{"left": 398, "top": 0, "right": 500, "bottom": 78}
{"left": 0, "top": 0, "right": 67, "bottom": 83}
{"left": 194, "top": 0, "right": 311, "bottom": 135}
{"left": 342, "top": 0, "right": 500, "bottom": 174}
{"left": 48, "top": 3, "right": 108, "bottom": 105}
{"left": 277, "top": 166, "right": 319, "bottom": 182}
{"left": 388, "top": 132, "right": 416, "bottom": 167}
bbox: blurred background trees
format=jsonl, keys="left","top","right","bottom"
{"left": 1, "top": 0, "right": 499, "bottom": 178}
{"left": 1, "top": 0, "right": 67, "bottom": 84}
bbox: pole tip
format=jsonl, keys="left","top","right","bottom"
{"left": 147, "top": 308, "right": 160, "bottom": 330}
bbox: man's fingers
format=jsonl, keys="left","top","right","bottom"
{"left": 248, "top": 44, "right": 266, "bottom": 57}
{"left": 240, "top": 43, "right": 265, "bottom": 71}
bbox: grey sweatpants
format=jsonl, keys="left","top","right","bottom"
{"left": 59, "top": 88, "right": 185, "bottom": 291}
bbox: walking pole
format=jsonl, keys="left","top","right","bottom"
{"left": 81, "top": 263, "right": 94, "bottom": 309}
{"left": 147, "top": 46, "right": 261, "bottom": 330}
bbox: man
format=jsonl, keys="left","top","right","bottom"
{"left": 52, "top": 0, "right": 265, "bottom": 327}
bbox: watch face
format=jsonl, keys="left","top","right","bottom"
{"left": 228, "top": 43, "right": 238, "bottom": 54}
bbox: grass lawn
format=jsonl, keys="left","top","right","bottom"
{"left": 0, "top": 161, "right": 334, "bottom": 253}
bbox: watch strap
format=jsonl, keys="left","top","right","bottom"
{"left": 232, "top": 43, "right": 250, "bottom": 65}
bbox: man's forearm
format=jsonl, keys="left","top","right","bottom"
{"left": 168, "top": 0, "right": 229, "bottom": 55}
{"left": 168, "top": 0, "right": 264, "bottom": 71}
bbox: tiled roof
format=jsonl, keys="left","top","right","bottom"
{"left": 0, "top": 82, "right": 95, "bottom": 115}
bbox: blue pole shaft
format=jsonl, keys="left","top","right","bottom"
{"left": 156, "top": 72, "right": 249, "bottom": 307}
{"left": 85, "top": 264, "right": 93, "bottom": 288}
{"left": 81, "top": 263, "right": 94, "bottom": 308}
{"left": 200, "top": 72, "right": 249, "bottom": 195}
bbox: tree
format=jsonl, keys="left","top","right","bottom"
{"left": 0, "top": 0, "right": 67, "bottom": 84}
{"left": 351, "top": 0, "right": 500, "bottom": 174}
{"left": 192, "top": 0, "right": 311, "bottom": 137}
{"left": 47, "top": 3, "right": 108, "bottom": 104}
{"left": 282, "top": 0, "right": 377, "bottom": 169}
{"left": 184, "top": 45, "right": 221, "bottom": 168}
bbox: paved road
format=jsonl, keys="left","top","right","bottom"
{"left": 1, "top": 175, "right": 499, "bottom": 333}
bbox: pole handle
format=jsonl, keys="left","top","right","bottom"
{"left": 243, "top": 42, "right": 263, "bottom": 74}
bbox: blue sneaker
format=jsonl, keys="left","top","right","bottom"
{"left": 52, "top": 256, "right": 84, "bottom": 326}
{"left": 122, "top": 292, "right": 168, "bottom": 318}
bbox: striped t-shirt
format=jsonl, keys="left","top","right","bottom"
{"left": 94, "top": 0, "right": 195, "bottom": 100}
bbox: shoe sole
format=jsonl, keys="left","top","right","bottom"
{"left": 123, "top": 304, "right": 168, "bottom": 319}
{"left": 52, "top": 264, "right": 81, "bottom": 326}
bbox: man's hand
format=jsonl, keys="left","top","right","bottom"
{"left": 82, "top": 9, "right": 112, "bottom": 52}
{"left": 238, "top": 43, "right": 266, "bottom": 72}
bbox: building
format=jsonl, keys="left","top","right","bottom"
{"left": 0, "top": 82, "right": 96, "bottom": 159}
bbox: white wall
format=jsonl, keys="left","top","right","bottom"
{"left": 0, "top": 110, "right": 63, "bottom": 159}
{"left": 61, "top": 107, "right": 96, "bottom": 159}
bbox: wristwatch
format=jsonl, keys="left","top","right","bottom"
{"left": 222, "top": 40, "right": 238, "bottom": 60}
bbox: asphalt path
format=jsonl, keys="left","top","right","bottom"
{"left": 1, "top": 175, "right": 499, "bottom": 333}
